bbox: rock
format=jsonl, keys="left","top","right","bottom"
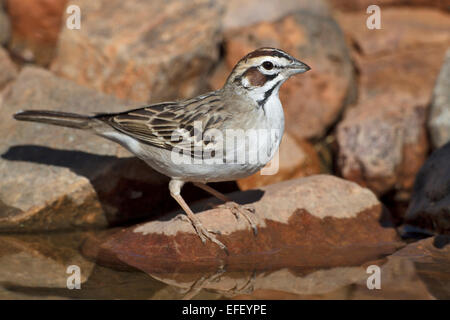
{"left": 51, "top": 0, "right": 224, "bottom": 103}
{"left": 0, "top": 232, "right": 94, "bottom": 298}
{"left": 0, "top": 0, "right": 11, "bottom": 46}
{"left": 335, "top": 8, "right": 450, "bottom": 197}
{"left": 0, "top": 47, "right": 17, "bottom": 90}
{"left": 83, "top": 175, "right": 402, "bottom": 274}
{"left": 6, "top": 0, "right": 67, "bottom": 65}
{"left": 237, "top": 133, "right": 322, "bottom": 190}
{"left": 221, "top": 0, "right": 331, "bottom": 31}
{"left": 336, "top": 95, "right": 429, "bottom": 196}
{"left": 429, "top": 49, "right": 450, "bottom": 149}
{"left": 335, "top": 8, "right": 450, "bottom": 56}
{"left": 404, "top": 142, "right": 450, "bottom": 234}
{"left": 0, "top": 67, "right": 181, "bottom": 232}
{"left": 328, "top": 0, "right": 450, "bottom": 12}
{"left": 211, "top": 8, "right": 355, "bottom": 140}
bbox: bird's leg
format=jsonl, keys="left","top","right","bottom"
{"left": 192, "top": 182, "right": 258, "bottom": 235}
{"left": 169, "top": 180, "right": 227, "bottom": 252}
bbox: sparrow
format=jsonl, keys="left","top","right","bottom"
{"left": 14, "top": 47, "right": 310, "bottom": 251}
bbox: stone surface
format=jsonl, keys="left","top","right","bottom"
{"left": 336, "top": 95, "right": 429, "bottom": 196}
{"left": 211, "top": 8, "right": 355, "bottom": 140}
{"left": 6, "top": 0, "right": 67, "bottom": 65}
{"left": 51, "top": 0, "right": 224, "bottom": 103}
{"left": 0, "top": 0, "right": 11, "bottom": 46}
{"left": 0, "top": 67, "right": 181, "bottom": 232}
{"left": 83, "top": 175, "right": 402, "bottom": 273}
{"left": 336, "top": 8, "right": 450, "bottom": 56}
{"left": 236, "top": 133, "right": 322, "bottom": 191}
{"left": 0, "top": 47, "right": 17, "bottom": 90}
{"left": 429, "top": 49, "right": 450, "bottom": 149}
{"left": 0, "top": 232, "right": 94, "bottom": 299}
{"left": 335, "top": 8, "right": 450, "bottom": 198}
{"left": 221, "top": 0, "right": 331, "bottom": 31}
{"left": 328, "top": 0, "right": 450, "bottom": 12}
{"left": 404, "top": 142, "right": 450, "bottom": 234}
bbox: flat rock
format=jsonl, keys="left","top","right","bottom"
{"left": 51, "top": 0, "right": 224, "bottom": 103}
{"left": 404, "top": 142, "right": 450, "bottom": 234}
{"left": 6, "top": 0, "right": 67, "bottom": 65}
{"left": 0, "top": 67, "right": 179, "bottom": 232}
{"left": 429, "top": 49, "right": 450, "bottom": 149}
{"left": 211, "top": 6, "right": 355, "bottom": 140}
{"left": 236, "top": 133, "right": 322, "bottom": 191}
{"left": 83, "top": 175, "right": 402, "bottom": 273}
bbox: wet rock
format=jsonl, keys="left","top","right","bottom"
{"left": 211, "top": 7, "right": 355, "bottom": 140}
{"left": 404, "top": 143, "right": 450, "bottom": 234}
{"left": 429, "top": 49, "right": 450, "bottom": 149}
{"left": 237, "top": 133, "right": 322, "bottom": 191}
{"left": 336, "top": 95, "right": 429, "bottom": 196}
{"left": 335, "top": 8, "right": 450, "bottom": 197}
{"left": 6, "top": 0, "right": 67, "bottom": 65}
{"left": 83, "top": 175, "right": 402, "bottom": 274}
{"left": 0, "top": 0, "right": 11, "bottom": 46}
{"left": 51, "top": 0, "right": 224, "bottom": 103}
{"left": 0, "top": 232, "right": 94, "bottom": 298}
{"left": 0, "top": 67, "right": 179, "bottom": 232}
{"left": 0, "top": 47, "right": 17, "bottom": 90}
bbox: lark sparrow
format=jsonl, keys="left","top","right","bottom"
{"left": 14, "top": 48, "right": 310, "bottom": 251}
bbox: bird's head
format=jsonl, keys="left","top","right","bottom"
{"left": 224, "top": 47, "right": 310, "bottom": 106}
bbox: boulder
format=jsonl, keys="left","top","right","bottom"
{"left": 51, "top": 0, "right": 224, "bottom": 103}
{"left": 404, "top": 142, "right": 450, "bottom": 234}
{"left": 429, "top": 49, "right": 450, "bottom": 149}
{"left": 0, "top": 67, "right": 179, "bottom": 232}
{"left": 210, "top": 7, "right": 355, "bottom": 140}
{"left": 6, "top": 0, "right": 67, "bottom": 65}
{"left": 82, "top": 175, "right": 402, "bottom": 274}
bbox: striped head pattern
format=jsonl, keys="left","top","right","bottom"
{"left": 225, "top": 48, "right": 310, "bottom": 107}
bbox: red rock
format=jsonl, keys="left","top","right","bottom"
{"left": 83, "top": 175, "right": 402, "bottom": 274}
{"left": 336, "top": 95, "right": 429, "bottom": 196}
{"left": 51, "top": 0, "right": 223, "bottom": 103}
{"left": 6, "top": 0, "right": 67, "bottom": 65}
{"left": 335, "top": 8, "right": 450, "bottom": 57}
{"left": 212, "top": 10, "right": 355, "bottom": 140}
{"left": 237, "top": 133, "right": 322, "bottom": 190}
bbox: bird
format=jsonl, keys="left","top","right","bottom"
{"left": 13, "top": 47, "right": 310, "bottom": 251}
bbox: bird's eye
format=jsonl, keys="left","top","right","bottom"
{"left": 262, "top": 61, "right": 273, "bottom": 70}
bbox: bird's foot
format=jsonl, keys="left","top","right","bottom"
{"left": 222, "top": 202, "right": 258, "bottom": 236}
{"left": 189, "top": 217, "right": 228, "bottom": 253}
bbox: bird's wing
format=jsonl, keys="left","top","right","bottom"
{"left": 95, "top": 92, "right": 231, "bottom": 158}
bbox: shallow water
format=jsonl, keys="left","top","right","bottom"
{"left": 0, "top": 231, "right": 448, "bottom": 299}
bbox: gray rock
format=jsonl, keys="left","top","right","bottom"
{"left": 429, "top": 49, "right": 450, "bottom": 149}
{"left": 0, "top": 47, "right": 17, "bottom": 90}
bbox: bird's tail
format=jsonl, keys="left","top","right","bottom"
{"left": 14, "top": 110, "right": 94, "bottom": 130}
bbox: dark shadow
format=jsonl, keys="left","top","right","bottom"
{"left": 2, "top": 145, "right": 252, "bottom": 227}
{"left": 433, "top": 235, "right": 450, "bottom": 249}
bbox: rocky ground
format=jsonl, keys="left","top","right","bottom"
{"left": 0, "top": 0, "right": 449, "bottom": 299}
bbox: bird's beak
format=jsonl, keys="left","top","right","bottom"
{"left": 288, "top": 59, "right": 311, "bottom": 74}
